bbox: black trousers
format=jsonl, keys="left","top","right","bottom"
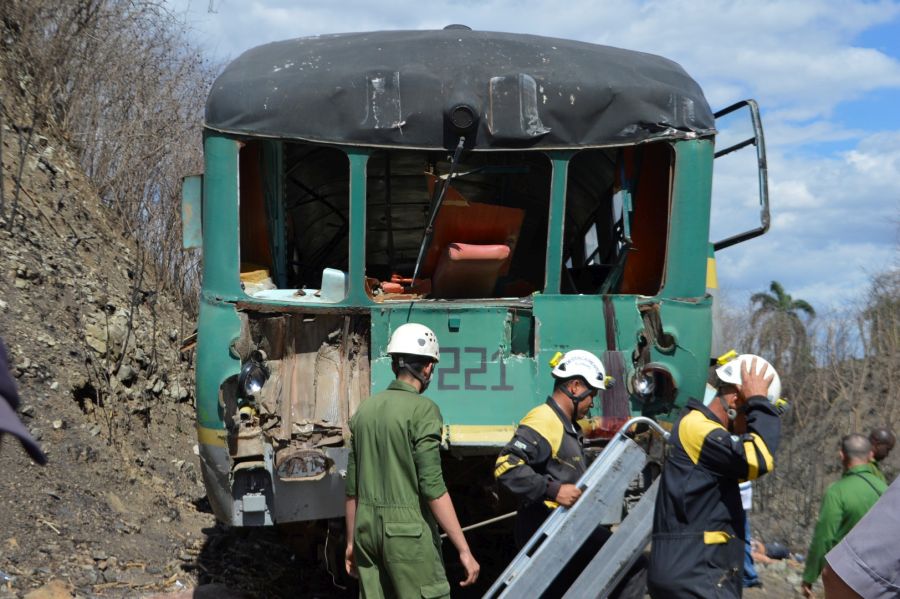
{"left": 648, "top": 531, "right": 744, "bottom": 599}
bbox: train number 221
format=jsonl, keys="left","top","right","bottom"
{"left": 435, "top": 347, "right": 515, "bottom": 392}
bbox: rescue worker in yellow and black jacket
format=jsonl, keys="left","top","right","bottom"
{"left": 648, "top": 354, "right": 784, "bottom": 599}
{"left": 495, "top": 349, "right": 608, "bottom": 546}
{"left": 494, "top": 350, "right": 647, "bottom": 599}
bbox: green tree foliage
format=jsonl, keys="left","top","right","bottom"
{"left": 750, "top": 280, "right": 816, "bottom": 376}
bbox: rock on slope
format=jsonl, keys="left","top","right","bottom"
{"left": 0, "top": 108, "right": 209, "bottom": 596}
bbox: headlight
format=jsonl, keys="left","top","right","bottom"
{"left": 633, "top": 372, "right": 655, "bottom": 396}
{"left": 238, "top": 352, "right": 268, "bottom": 398}
{"left": 630, "top": 363, "right": 677, "bottom": 404}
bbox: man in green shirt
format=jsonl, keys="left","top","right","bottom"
{"left": 867, "top": 427, "right": 895, "bottom": 483}
{"left": 801, "top": 433, "right": 887, "bottom": 598}
{"left": 344, "top": 323, "right": 479, "bottom": 599}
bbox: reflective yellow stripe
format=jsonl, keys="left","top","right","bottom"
{"left": 751, "top": 432, "right": 775, "bottom": 473}
{"left": 197, "top": 425, "right": 227, "bottom": 447}
{"left": 706, "top": 257, "right": 718, "bottom": 289}
{"left": 744, "top": 439, "right": 760, "bottom": 479}
{"left": 704, "top": 531, "right": 731, "bottom": 545}
{"left": 679, "top": 410, "right": 721, "bottom": 465}
{"left": 544, "top": 500, "right": 560, "bottom": 509}
{"left": 520, "top": 404, "right": 564, "bottom": 459}
{"left": 446, "top": 424, "right": 517, "bottom": 446}
{"left": 493, "top": 456, "right": 517, "bottom": 479}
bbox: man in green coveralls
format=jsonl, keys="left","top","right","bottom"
{"left": 344, "top": 323, "right": 480, "bottom": 599}
{"left": 801, "top": 433, "right": 887, "bottom": 598}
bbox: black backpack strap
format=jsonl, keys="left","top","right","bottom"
{"left": 849, "top": 472, "right": 884, "bottom": 498}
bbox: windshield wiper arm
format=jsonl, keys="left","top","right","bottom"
{"left": 411, "top": 136, "right": 466, "bottom": 284}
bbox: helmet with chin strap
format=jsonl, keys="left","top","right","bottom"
{"left": 551, "top": 350, "right": 608, "bottom": 417}
{"left": 386, "top": 323, "right": 440, "bottom": 361}
{"left": 387, "top": 323, "right": 440, "bottom": 392}
{"left": 551, "top": 350, "right": 608, "bottom": 390}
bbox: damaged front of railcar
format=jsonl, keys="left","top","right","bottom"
{"left": 183, "top": 28, "right": 767, "bottom": 528}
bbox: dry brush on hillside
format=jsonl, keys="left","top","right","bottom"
{"left": 719, "top": 269, "right": 900, "bottom": 547}
{"left": 1, "top": 0, "right": 218, "bottom": 312}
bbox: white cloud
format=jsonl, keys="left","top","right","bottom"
{"left": 713, "top": 129, "right": 900, "bottom": 305}
{"left": 165, "top": 0, "right": 900, "bottom": 307}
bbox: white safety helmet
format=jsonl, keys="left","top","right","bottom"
{"left": 715, "top": 354, "right": 781, "bottom": 404}
{"left": 386, "top": 323, "right": 440, "bottom": 362}
{"left": 551, "top": 350, "right": 608, "bottom": 390}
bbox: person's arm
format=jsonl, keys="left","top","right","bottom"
{"left": 803, "top": 489, "right": 842, "bottom": 586}
{"left": 737, "top": 357, "right": 782, "bottom": 455}
{"left": 410, "top": 403, "right": 479, "bottom": 585}
{"left": 428, "top": 493, "right": 480, "bottom": 587}
{"left": 680, "top": 408, "right": 778, "bottom": 481}
{"left": 494, "top": 425, "right": 559, "bottom": 501}
{"left": 344, "top": 496, "right": 358, "bottom": 578}
{"left": 344, "top": 425, "right": 358, "bottom": 577}
{"left": 679, "top": 358, "right": 781, "bottom": 481}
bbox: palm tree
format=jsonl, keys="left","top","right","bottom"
{"left": 750, "top": 281, "right": 816, "bottom": 374}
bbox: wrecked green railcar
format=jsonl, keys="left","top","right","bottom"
{"left": 182, "top": 28, "right": 769, "bottom": 528}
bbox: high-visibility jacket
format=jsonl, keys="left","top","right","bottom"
{"left": 494, "top": 398, "right": 587, "bottom": 547}
{"left": 648, "top": 397, "right": 780, "bottom": 599}
{"left": 495, "top": 398, "right": 586, "bottom": 508}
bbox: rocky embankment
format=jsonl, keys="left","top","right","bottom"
{"left": 0, "top": 113, "right": 208, "bottom": 597}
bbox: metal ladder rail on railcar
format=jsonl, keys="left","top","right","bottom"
{"left": 483, "top": 417, "right": 670, "bottom": 599}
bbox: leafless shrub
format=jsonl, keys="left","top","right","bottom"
{"left": 719, "top": 268, "right": 900, "bottom": 547}
{"left": 1, "top": 0, "right": 217, "bottom": 312}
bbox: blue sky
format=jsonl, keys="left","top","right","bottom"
{"left": 167, "top": 0, "right": 900, "bottom": 311}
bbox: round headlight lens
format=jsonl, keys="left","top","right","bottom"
{"left": 634, "top": 372, "right": 655, "bottom": 396}
{"left": 239, "top": 360, "right": 268, "bottom": 398}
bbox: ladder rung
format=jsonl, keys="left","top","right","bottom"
{"left": 484, "top": 435, "right": 647, "bottom": 598}
{"left": 561, "top": 478, "right": 659, "bottom": 599}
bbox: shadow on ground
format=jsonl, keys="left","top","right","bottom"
{"left": 187, "top": 524, "right": 356, "bottom": 598}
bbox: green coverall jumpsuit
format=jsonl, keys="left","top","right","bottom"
{"left": 346, "top": 380, "right": 451, "bottom": 599}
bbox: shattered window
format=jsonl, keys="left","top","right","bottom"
{"left": 563, "top": 143, "right": 674, "bottom": 295}
{"left": 238, "top": 140, "right": 350, "bottom": 303}
{"left": 365, "top": 150, "right": 551, "bottom": 300}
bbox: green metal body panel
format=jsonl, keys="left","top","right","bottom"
{"left": 371, "top": 306, "right": 539, "bottom": 424}
{"left": 544, "top": 153, "right": 574, "bottom": 294}
{"left": 181, "top": 175, "right": 203, "bottom": 249}
{"left": 194, "top": 136, "right": 244, "bottom": 435}
{"left": 202, "top": 136, "right": 241, "bottom": 297}
{"left": 651, "top": 297, "right": 713, "bottom": 417}
{"left": 191, "top": 132, "right": 717, "bottom": 524}
{"left": 346, "top": 150, "right": 372, "bottom": 305}
{"left": 193, "top": 134, "right": 717, "bottom": 426}
{"left": 195, "top": 298, "right": 242, "bottom": 430}
{"left": 664, "top": 140, "right": 715, "bottom": 299}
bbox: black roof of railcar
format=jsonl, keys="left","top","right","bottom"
{"left": 206, "top": 29, "right": 715, "bottom": 150}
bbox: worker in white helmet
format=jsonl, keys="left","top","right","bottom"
{"left": 648, "top": 353, "right": 784, "bottom": 599}
{"left": 495, "top": 350, "right": 646, "bottom": 598}
{"left": 345, "top": 323, "right": 479, "bottom": 598}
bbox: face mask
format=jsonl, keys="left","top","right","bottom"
{"left": 702, "top": 384, "right": 717, "bottom": 406}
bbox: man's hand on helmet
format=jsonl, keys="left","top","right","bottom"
{"left": 737, "top": 356, "right": 775, "bottom": 405}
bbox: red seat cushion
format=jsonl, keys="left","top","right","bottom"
{"left": 432, "top": 243, "right": 510, "bottom": 298}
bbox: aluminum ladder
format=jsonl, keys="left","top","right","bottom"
{"left": 484, "top": 417, "right": 669, "bottom": 599}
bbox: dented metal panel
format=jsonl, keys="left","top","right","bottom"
{"left": 488, "top": 74, "right": 551, "bottom": 141}
{"left": 206, "top": 30, "right": 714, "bottom": 150}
